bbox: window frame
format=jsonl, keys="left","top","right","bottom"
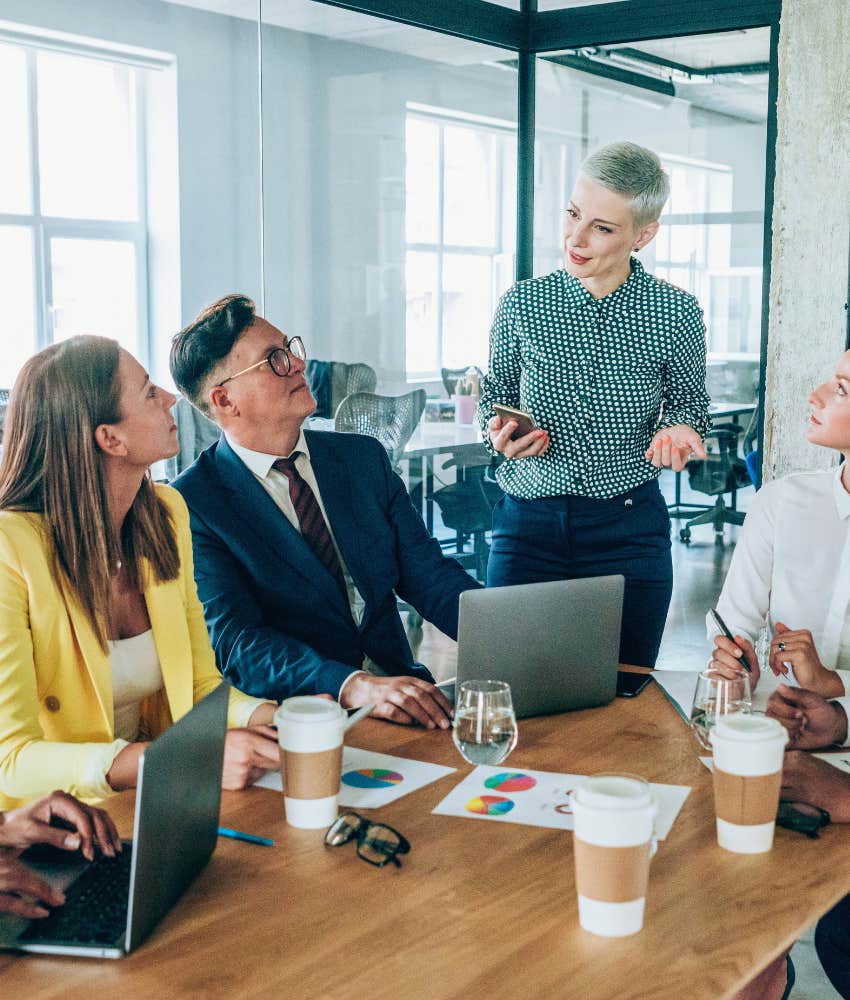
{"left": 0, "top": 37, "right": 150, "bottom": 376}
{"left": 404, "top": 107, "right": 516, "bottom": 382}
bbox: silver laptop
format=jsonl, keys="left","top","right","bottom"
{"left": 0, "top": 682, "right": 229, "bottom": 959}
{"left": 453, "top": 577, "right": 624, "bottom": 719}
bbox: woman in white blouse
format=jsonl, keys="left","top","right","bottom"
{"left": 710, "top": 348, "right": 850, "bottom": 696}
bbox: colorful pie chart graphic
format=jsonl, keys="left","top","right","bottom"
{"left": 465, "top": 795, "right": 515, "bottom": 816}
{"left": 341, "top": 768, "right": 404, "bottom": 789}
{"left": 483, "top": 772, "right": 537, "bottom": 793}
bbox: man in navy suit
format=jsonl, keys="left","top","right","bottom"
{"left": 170, "top": 294, "right": 478, "bottom": 728}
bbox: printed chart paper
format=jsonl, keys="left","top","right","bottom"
{"left": 256, "top": 747, "right": 456, "bottom": 808}
{"left": 432, "top": 765, "right": 690, "bottom": 839}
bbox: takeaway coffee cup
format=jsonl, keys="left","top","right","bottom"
{"left": 709, "top": 713, "right": 788, "bottom": 854}
{"left": 274, "top": 697, "right": 347, "bottom": 829}
{"left": 569, "top": 774, "right": 657, "bottom": 938}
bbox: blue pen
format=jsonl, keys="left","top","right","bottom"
{"left": 217, "top": 826, "right": 274, "bottom": 847}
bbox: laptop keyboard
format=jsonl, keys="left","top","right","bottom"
{"left": 21, "top": 849, "right": 133, "bottom": 947}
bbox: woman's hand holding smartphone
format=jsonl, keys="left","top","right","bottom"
{"left": 489, "top": 405, "right": 550, "bottom": 459}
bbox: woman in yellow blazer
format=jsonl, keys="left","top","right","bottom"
{"left": 0, "top": 336, "right": 278, "bottom": 809}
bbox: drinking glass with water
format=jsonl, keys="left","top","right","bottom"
{"left": 690, "top": 669, "right": 752, "bottom": 750}
{"left": 452, "top": 680, "right": 518, "bottom": 765}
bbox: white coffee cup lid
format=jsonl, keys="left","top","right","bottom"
{"left": 711, "top": 714, "right": 787, "bottom": 743}
{"left": 572, "top": 774, "right": 653, "bottom": 811}
{"left": 276, "top": 696, "right": 346, "bottom": 724}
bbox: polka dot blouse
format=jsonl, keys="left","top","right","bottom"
{"left": 478, "top": 257, "right": 711, "bottom": 500}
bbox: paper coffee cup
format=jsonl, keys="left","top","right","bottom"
{"left": 275, "top": 697, "right": 347, "bottom": 829}
{"left": 709, "top": 714, "right": 788, "bottom": 854}
{"left": 569, "top": 774, "right": 656, "bottom": 938}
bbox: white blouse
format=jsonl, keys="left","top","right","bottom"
{"left": 711, "top": 466, "right": 850, "bottom": 734}
{"left": 109, "top": 629, "right": 164, "bottom": 742}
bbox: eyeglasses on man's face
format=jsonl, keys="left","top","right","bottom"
{"left": 217, "top": 337, "right": 307, "bottom": 387}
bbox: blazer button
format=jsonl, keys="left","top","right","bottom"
{"left": 45, "top": 696, "right": 60, "bottom": 712}
{"left": 624, "top": 498, "right": 633, "bottom": 508}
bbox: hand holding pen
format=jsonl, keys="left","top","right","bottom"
{"left": 708, "top": 608, "right": 761, "bottom": 689}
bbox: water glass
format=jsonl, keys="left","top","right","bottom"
{"left": 690, "top": 669, "right": 752, "bottom": 750}
{"left": 452, "top": 680, "right": 518, "bottom": 765}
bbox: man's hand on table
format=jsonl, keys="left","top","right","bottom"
{"left": 340, "top": 674, "right": 453, "bottom": 730}
{"left": 766, "top": 684, "right": 848, "bottom": 749}
{"left": 781, "top": 751, "right": 850, "bottom": 823}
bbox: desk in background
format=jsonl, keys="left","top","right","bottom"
{"left": 6, "top": 683, "right": 850, "bottom": 1000}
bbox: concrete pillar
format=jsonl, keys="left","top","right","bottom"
{"left": 763, "top": 0, "right": 850, "bottom": 481}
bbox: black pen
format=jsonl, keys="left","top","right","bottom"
{"left": 709, "top": 608, "right": 753, "bottom": 673}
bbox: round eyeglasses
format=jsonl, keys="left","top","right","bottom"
{"left": 324, "top": 812, "right": 410, "bottom": 867}
{"left": 217, "top": 337, "right": 307, "bottom": 387}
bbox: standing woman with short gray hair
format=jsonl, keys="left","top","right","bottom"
{"left": 479, "top": 140, "right": 710, "bottom": 668}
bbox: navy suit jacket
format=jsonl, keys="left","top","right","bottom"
{"left": 173, "top": 430, "right": 479, "bottom": 700}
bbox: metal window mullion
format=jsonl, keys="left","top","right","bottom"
{"left": 24, "top": 46, "right": 49, "bottom": 351}
{"left": 436, "top": 121, "right": 446, "bottom": 377}
{"left": 134, "top": 67, "right": 151, "bottom": 364}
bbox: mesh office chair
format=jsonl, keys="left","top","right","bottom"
{"left": 679, "top": 424, "right": 751, "bottom": 545}
{"left": 426, "top": 450, "right": 502, "bottom": 582}
{"left": 0, "top": 389, "right": 10, "bottom": 456}
{"left": 306, "top": 361, "right": 377, "bottom": 419}
{"left": 334, "top": 389, "right": 426, "bottom": 469}
{"left": 441, "top": 366, "right": 483, "bottom": 397}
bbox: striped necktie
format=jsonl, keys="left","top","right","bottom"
{"left": 272, "top": 455, "right": 347, "bottom": 597}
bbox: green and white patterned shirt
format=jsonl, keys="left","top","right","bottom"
{"left": 478, "top": 258, "right": 711, "bottom": 500}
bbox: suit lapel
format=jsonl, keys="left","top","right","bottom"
{"left": 66, "top": 600, "right": 114, "bottom": 734}
{"left": 306, "top": 433, "right": 372, "bottom": 611}
{"left": 214, "top": 436, "right": 349, "bottom": 611}
{"left": 144, "top": 575, "right": 193, "bottom": 721}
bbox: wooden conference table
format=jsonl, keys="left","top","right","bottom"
{"left": 4, "top": 679, "right": 850, "bottom": 1000}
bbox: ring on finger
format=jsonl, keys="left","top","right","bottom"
{"left": 778, "top": 641, "right": 786, "bottom": 652}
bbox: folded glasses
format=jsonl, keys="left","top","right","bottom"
{"left": 324, "top": 812, "right": 410, "bottom": 867}
{"left": 777, "top": 799, "right": 830, "bottom": 839}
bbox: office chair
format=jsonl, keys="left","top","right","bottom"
{"left": 441, "top": 366, "right": 483, "bottom": 397}
{"left": 306, "top": 361, "right": 377, "bottom": 419}
{"left": 742, "top": 401, "right": 761, "bottom": 486}
{"left": 679, "top": 424, "right": 751, "bottom": 545}
{"left": 334, "top": 389, "right": 426, "bottom": 469}
{"left": 161, "top": 396, "right": 221, "bottom": 481}
{"left": 426, "top": 450, "right": 502, "bottom": 582}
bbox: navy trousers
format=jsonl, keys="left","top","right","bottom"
{"left": 816, "top": 893, "right": 850, "bottom": 998}
{"left": 487, "top": 479, "right": 673, "bottom": 668}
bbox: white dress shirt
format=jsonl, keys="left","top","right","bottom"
{"left": 225, "top": 431, "right": 374, "bottom": 700}
{"left": 711, "top": 466, "right": 850, "bottom": 738}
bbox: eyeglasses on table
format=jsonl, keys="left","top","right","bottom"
{"left": 324, "top": 812, "right": 410, "bottom": 867}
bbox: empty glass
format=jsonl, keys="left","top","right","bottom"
{"left": 452, "top": 679, "right": 518, "bottom": 765}
{"left": 690, "top": 669, "right": 752, "bottom": 750}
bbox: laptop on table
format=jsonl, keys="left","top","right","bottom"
{"left": 446, "top": 576, "right": 624, "bottom": 719}
{"left": 0, "top": 682, "right": 229, "bottom": 959}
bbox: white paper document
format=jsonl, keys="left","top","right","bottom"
{"left": 256, "top": 747, "right": 456, "bottom": 808}
{"left": 432, "top": 765, "right": 690, "bottom": 840}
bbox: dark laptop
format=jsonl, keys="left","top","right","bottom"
{"left": 0, "top": 682, "right": 229, "bottom": 958}
{"left": 450, "top": 577, "right": 625, "bottom": 719}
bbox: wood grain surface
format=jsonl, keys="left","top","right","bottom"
{"left": 2, "top": 680, "right": 848, "bottom": 1000}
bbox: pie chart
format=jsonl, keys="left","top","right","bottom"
{"left": 465, "top": 795, "right": 515, "bottom": 816}
{"left": 341, "top": 768, "right": 404, "bottom": 789}
{"left": 483, "top": 772, "right": 537, "bottom": 793}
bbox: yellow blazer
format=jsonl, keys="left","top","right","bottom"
{"left": 0, "top": 484, "right": 266, "bottom": 809}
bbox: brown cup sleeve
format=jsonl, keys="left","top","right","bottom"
{"left": 280, "top": 746, "right": 343, "bottom": 800}
{"left": 713, "top": 767, "right": 782, "bottom": 826}
{"left": 574, "top": 838, "right": 651, "bottom": 903}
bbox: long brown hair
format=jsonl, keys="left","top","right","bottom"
{"left": 0, "top": 336, "right": 180, "bottom": 649}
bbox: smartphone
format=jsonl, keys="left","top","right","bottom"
{"left": 492, "top": 404, "right": 539, "bottom": 441}
{"left": 616, "top": 671, "right": 653, "bottom": 698}
{"left": 708, "top": 608, "right": 753, "bottom": 673}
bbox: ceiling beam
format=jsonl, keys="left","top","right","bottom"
{"left": 530, "top": 0, "right": 781, "bottom": 52}
{"left": 307, "top": 0, "right": 528, "bottom": 51}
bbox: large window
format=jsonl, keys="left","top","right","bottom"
{"left": 0, "top": 40, "right": 147, "bottom": 388}
{"left": 404, "top": 109, "right": 517, "bottom": 380}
